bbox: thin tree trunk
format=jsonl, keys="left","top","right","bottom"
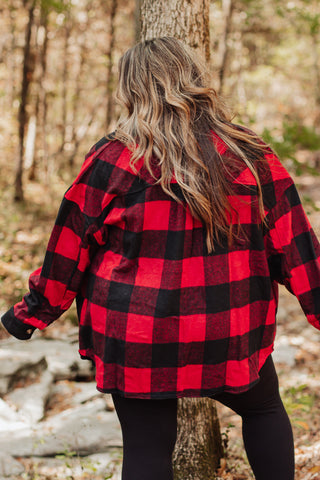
{"left": 29, "top": 6, "right": 49, "bottom": 180}
{"left": 15, "top": 0, "right": 36, "bottom": 202}
{"left": 68, "top": 31, "right": 87, "bottom": 168}
{"left": 39, "top": 8, "right": 49, "bottom": 181}
{"left": 141, "top": 0, "right": 210, "bottom": 62}
{"left": 58, "top": 14, "right": 71, "bottom": 155}
{"left": 313, "top": 37, "right": 320, "bottom": 106}
{"left": 105, "top": 0, "right": 118, "bottom": 131}
{"left": 312, "top": 34, "right": 320, "bottom": 130}
{"left": 25, "top": 114, "right": 37, "bottom": 171}
{"left": 218, "top": 0, "right": 234, "bottom": 94}
{"left": 135, "top": 0, "right": 142, "bottom": 42}
{"left": 7, "top": 0, "right": 17, "bottom": 109}
{"left": 235, "top": 32, "right": 248, "bottom": 119}
{"left": 140, "top": 2, "right": 223, "bottom": 478}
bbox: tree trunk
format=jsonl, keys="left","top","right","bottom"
{"left": 135, "top": 0, "right": 142, "bottom": 43}
{"left": 7, "top": 0, "right": 17, "bottom": 110}
{"left": 15, "top": 0, "right": 36, "bottom": 202}
{"left": 25, "top": 114, "right": 37, "bottom": 171}
{"left": 105, "top": 0, "right": 118, "bottom": 131}
{"left": 173, "top": 398, "right": 224, "bottom": 480}
{"left": 29, "top": 5, "right": 49, "bottom": 180}
{"left": 68, "top": 13, "right": 88, "bottom": 168}
{"left": 312, "top": 34, "right": 320, "bottom": 128}
{"left": 140, "top": 1, "right": 224, "bottom": 478}
{"left": 58, "top": 13, "right": 71, "bottom": 155}
{"left": 217, "top": 0, "right": 234, "bottom": 94}
{"left": 140, "top": 0, "right": 210, "bottom": 62}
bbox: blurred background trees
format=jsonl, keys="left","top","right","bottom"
{"left": 1, "top": 0, "right": 320, "bottom": 202}
{"left": 2, "top": 0, "right": 134, "bottom": 201}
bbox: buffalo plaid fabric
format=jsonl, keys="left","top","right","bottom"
{"left": 2, "top": 131, "right": 320, "bottom": 399}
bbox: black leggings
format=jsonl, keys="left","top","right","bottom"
{"left": 112, "top": 356, "right": 294, "bottom": 480}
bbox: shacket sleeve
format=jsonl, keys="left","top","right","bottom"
{"left": 1, "top": 140, "right": 115, "bottom": 340}
{"left": 264, "top": 158, "right": 320, "bottom": 330}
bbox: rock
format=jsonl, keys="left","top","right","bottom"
{"left": 67, "top": 381, "right": 100, "bottom": 404}
{"left": 0, "top": 398, "right": 30, "bottom": 433}
{"left": 0, "top": 452, "right": 25, "bottom": 478}
{"left": 0, "top": 348, "right": 47, "bottom": 395}
{"left": 49, "top": 381, "right": 115, "bottom": 413}
{"left": 50, "top": 380, "right": 103, "bottom": 407}
{"left": 0, "top": 337, "right": 93, "bottom": 381}
{"left": 0, "top": 398, "right": 122, "bottom": 457}
{"left": 273, "top": 335, "right": 298, "bottom": 367}
{"left": 5, "top": 370, "right": 54, "bottom": 423}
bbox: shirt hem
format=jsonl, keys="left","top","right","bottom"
{"left": 80, "top": 350, "right": 271, "bottom": 400}
{"left": 94, "top": 379, "right": 262, "bottom": 399}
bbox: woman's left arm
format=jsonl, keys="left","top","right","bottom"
{"left": 1, "top": 140, "right": 115, "bottom": 339}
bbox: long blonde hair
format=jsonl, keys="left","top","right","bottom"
{"left": 115, "top": 37, "right": 267, "bottom": 252}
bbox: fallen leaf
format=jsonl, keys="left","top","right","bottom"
{"left": 294, "top": 420, "right": 310, "bottom": 430}
{"left": 309, "top": 465, "right": 320, "bottom": 473}
{"left": 217, "top": 457, "right": 227, "bottom": 475}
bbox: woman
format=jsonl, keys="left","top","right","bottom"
{"left": 2, "top": 37, "right": 320, "bottom": 480}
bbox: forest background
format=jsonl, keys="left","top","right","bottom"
{"left": 1, "top": 0, "right": 320, "bottom": 479}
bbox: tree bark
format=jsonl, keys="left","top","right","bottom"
{"left": 29, "top": 5, "right": 49, "bottom": 180}
{"left": 105, "top": 0, "right": 118, "bottom": 131}
{"left": 58, "top": 11, "right": 71, "bottom": 155}
{"left": 217, "top": 0, "right": 234, "bottom": 94}
{"left": 140, "top": 0, "right": 210, "bottom": 62}
{"left": 140, "top": 1, "right": 223, "bottom": 478}
{"left": 135, "top": 0, "right": 142, "bottom": 43}
{"left": 15, "top": 0, "right": 36, "bottom": 202}
{"left": 67, "top": 7, "right": 89, "bottom": 169}
{"left": 173, "top": 398, "right": 224, "bottom": 480}
{"left": 7, "top": 0, "right": 17, "bottom": 110}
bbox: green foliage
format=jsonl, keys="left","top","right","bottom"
{"left": 221, "top": 423, "right": 235, "bottom": 456}
{"left": 283, "top": 384, "right": 315, "bottom": 430}
{"left": 262, "top": 119, "right": 320, "bottom": 176}
{"left": 287, "top": 123, "right": 320, "bottom": 151}
{"left": 275, "top": 0, "right": 320, "bottom": 35}
{"left": 80, "top": 457, "right": 99, "bottom": 473}
{"left": 55, "top": 450, "right": 77, "bottom": 459}
{"left": 40, "top": 0, "right": 70, "bottom": 14}
{"left": 55, "top": 449, "right": 77, "bottom": 469}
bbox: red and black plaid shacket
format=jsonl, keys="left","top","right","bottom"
{"left": 2, "top": 131, "right": 320, "bottom": 399}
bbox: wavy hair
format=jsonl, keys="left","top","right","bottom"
{"left": 114, "top": 37, "right": 267, "bottom": 252}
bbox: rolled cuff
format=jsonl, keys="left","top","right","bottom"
{"left": 1, "top": 307, "right": 36, "bottom": 340}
